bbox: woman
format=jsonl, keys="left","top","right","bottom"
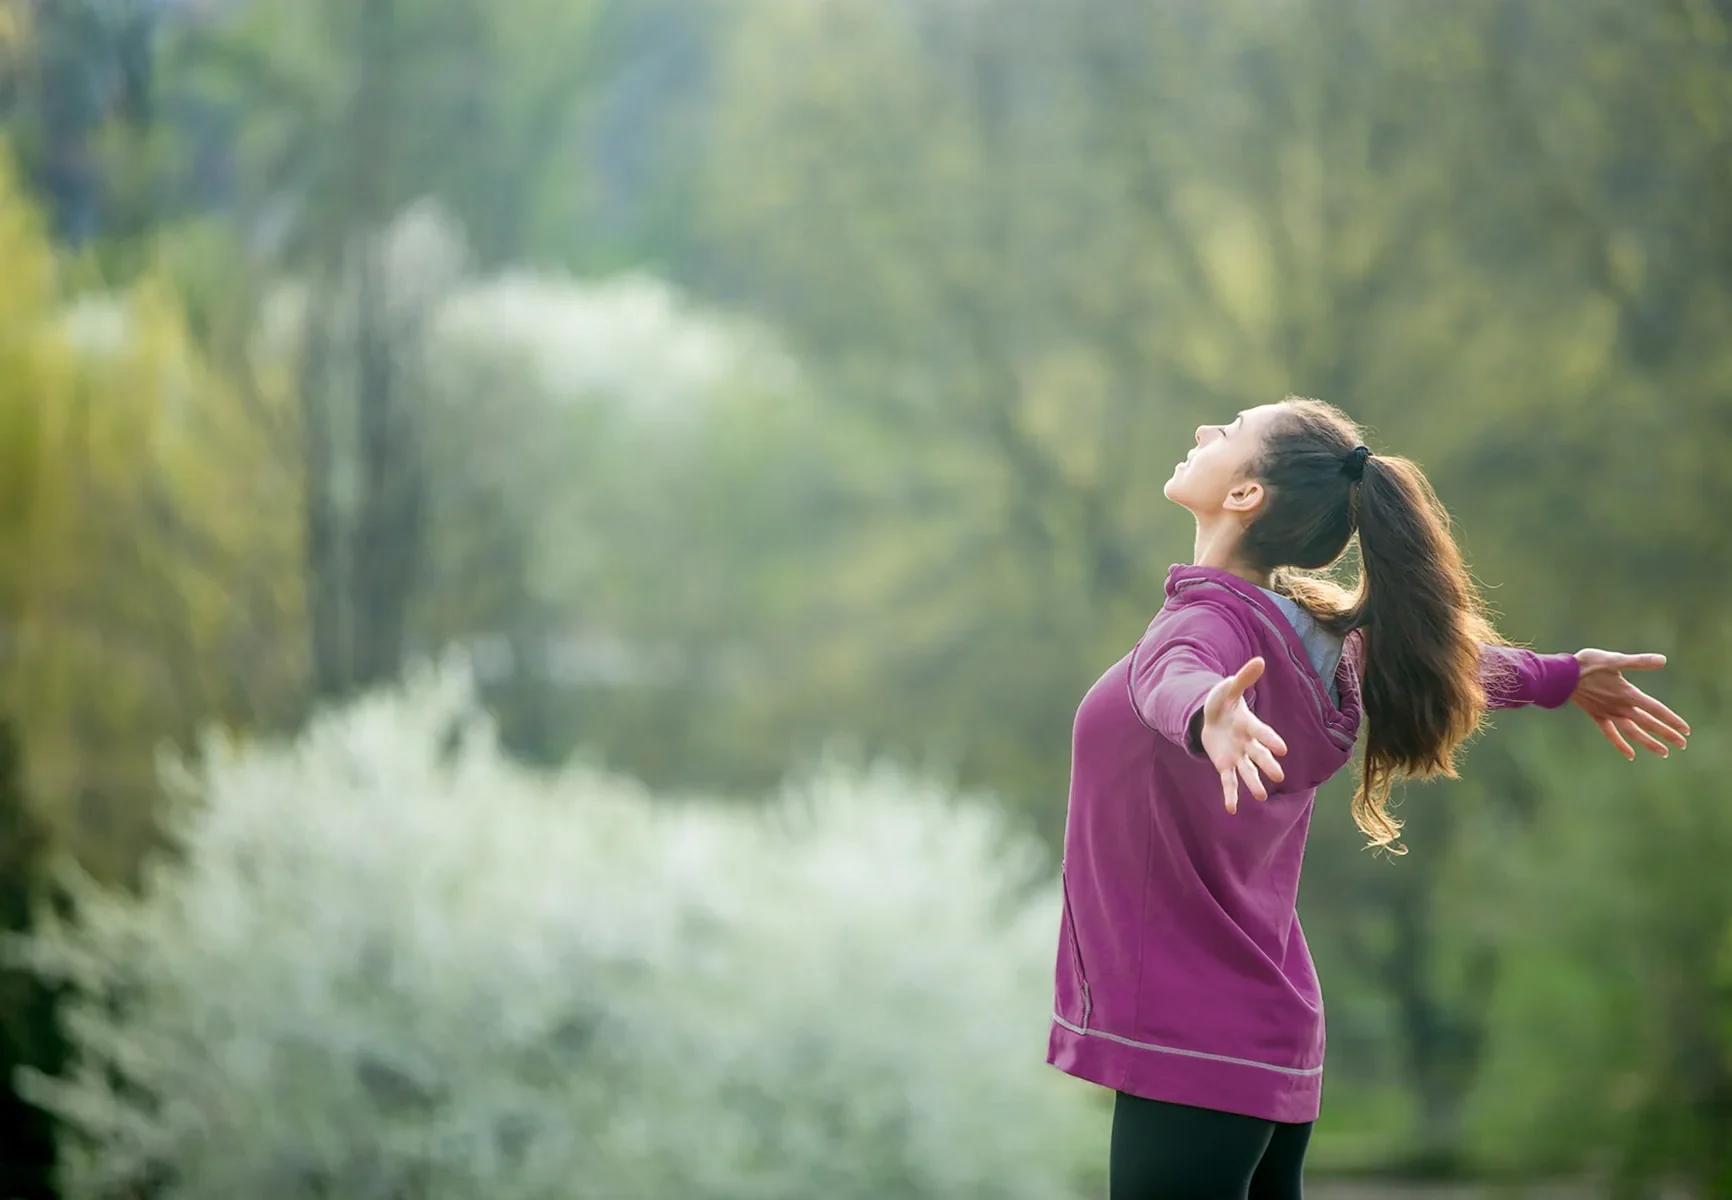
{"left": 1046, "top": 397, "right": 1690, "bottom": 1199}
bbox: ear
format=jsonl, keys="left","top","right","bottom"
{"left": 1223, "top": 480, "right": 1264, "bottom": 516}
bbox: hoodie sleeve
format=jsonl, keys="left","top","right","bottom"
{"left": 1481, "top": 645, "right": 1581, "bottom": 711}
{"left": 1129, "top": 604, "right": 1259, "bottom": 757}
{"left": 1344, "top": 633, "right": 1578, "bottom": 711}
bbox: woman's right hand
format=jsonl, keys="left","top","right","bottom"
{"left": 1200, "top": 657, "right": 1289, "bottom": 814}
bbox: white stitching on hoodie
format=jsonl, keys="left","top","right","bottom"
{"left": 1050, "top": 1013, "right": 1325, "bottom": 1077}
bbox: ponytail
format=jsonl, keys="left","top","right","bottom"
{"left": 1346, "top": 454, "right": 1502, "bottom": 851}
{"left": 1242, "top": 398, "right": 1503, "bottom": 852}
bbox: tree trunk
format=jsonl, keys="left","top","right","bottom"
{"left": 302, "top": 0, "right": 426, "bottom": 703}
{"left": 348, "top": 0, "right": 423, "bottom": 695}
{"left": 301, "top": 292, "right": 351, "bottom": 699}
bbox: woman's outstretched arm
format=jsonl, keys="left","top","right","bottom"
{"left": 1480, "top": 645, "right": 1689, "bottom": 759}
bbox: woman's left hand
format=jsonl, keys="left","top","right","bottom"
{"left": 1570, "top": 649, "right": 1690, "bottom": 760}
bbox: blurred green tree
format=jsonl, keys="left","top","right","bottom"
{"left": 701, "top": 0, "right": 1726, "bottom": 1174}
{"left": 157, "top": 0, "right": 599, "bottom": 701}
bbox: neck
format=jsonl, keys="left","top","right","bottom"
{"left": 1192, "top": 517, "right": 1271, "bottom": 590}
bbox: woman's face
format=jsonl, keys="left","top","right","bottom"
{"left": 1162, "top": 403, "right": 1281, "bottom": 517}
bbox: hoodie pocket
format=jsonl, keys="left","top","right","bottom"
{"left": 1057, "top": 870, "right": 1092, "bottom": 1030}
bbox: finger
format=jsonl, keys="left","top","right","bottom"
{"left": 1249, "top": 718, "right": 1288, "bottom": 758}
{"left": 1222, "top": 767, "right": 1239, "bottom": 815}
{"left": 1236, "top": 756, "right": 1269, "bottom": 803}
{"left": 1609, "top": 653, "right": 1667, "bottom": 672}
{"left": 1205, "top": 664, "right": 1257, "bottom": 721}
{"left": 1248, "top": 738, "right": 1286, "bottom": 785}
{"left": 1626, "top": 704, "right": 1687, "bottom": 750}
{"left": 1616, "top": 717, "right": 1670, "bottom": 759}
{"left": 1630, "top": 691, "right": 1691, "bottom": 740}
{"left": 1223, "top": 657, "right": 1265, "bottom": 703}
{"left": 1597, "top": 715, "right": 1635, "bottom": 762}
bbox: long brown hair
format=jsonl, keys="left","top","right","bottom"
{"left": 1239, "top": 397, "right": 1503, "bottom": 851}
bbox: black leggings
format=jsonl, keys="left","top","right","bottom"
{"left": 1109, "top": 1091, "right": 1312, "bottom": 1200}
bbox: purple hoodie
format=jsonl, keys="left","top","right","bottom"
{"left": 1046, "top": 564, "right": 1580, "bottom": 1123}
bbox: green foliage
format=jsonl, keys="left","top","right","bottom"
{"left": 0, "top": 138, "right": 305, "bottom": 895}
{"left": 17, "top": 272, "right": 306, "bottom": 881}
{"left": 1464, "top": 720, "right": 1732, "bottom": 1191}
{"left": 159, "top": 0, "right": 602, "bottom": 268}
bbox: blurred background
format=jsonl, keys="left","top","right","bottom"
{"left": 0, "top": 0, "right": 1726, "bottom": 1196}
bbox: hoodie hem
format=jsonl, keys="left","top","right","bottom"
{"left": 1047, "top": 1019, "right": 1323, "bottom": 1125}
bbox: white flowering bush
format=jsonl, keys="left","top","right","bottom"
{"left": 256, "top": 200, "right": 796, "bottom": 436}
{"left": 248, "top": 201, "right": 816, "bottom": 658}
{"left": 402, "top": 216, "right": 812, "bottom": 626}
{"left": 10, "top": 666, "right": 1096, "bottom": 1199}
{"left": 430, "top": 267, "right": 798, "bottom": 429}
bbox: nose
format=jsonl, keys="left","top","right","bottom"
{"left": 1194, "top": 425, "right": 1209, "bottom": 445}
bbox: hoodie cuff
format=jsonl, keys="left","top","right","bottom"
{"left": 1531, "top": 652, "right": 1582, "bottom": 710}
{"left": 1186, "top": 709, "right": 1207, "bottom": 758}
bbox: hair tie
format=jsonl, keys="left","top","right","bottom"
{"left": 1343, "top": 445, "right": 1372, "bottom": 482}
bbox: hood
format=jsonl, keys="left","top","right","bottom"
{"left": 1161, "top": 563, "right": 1361, "bottom": 787}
